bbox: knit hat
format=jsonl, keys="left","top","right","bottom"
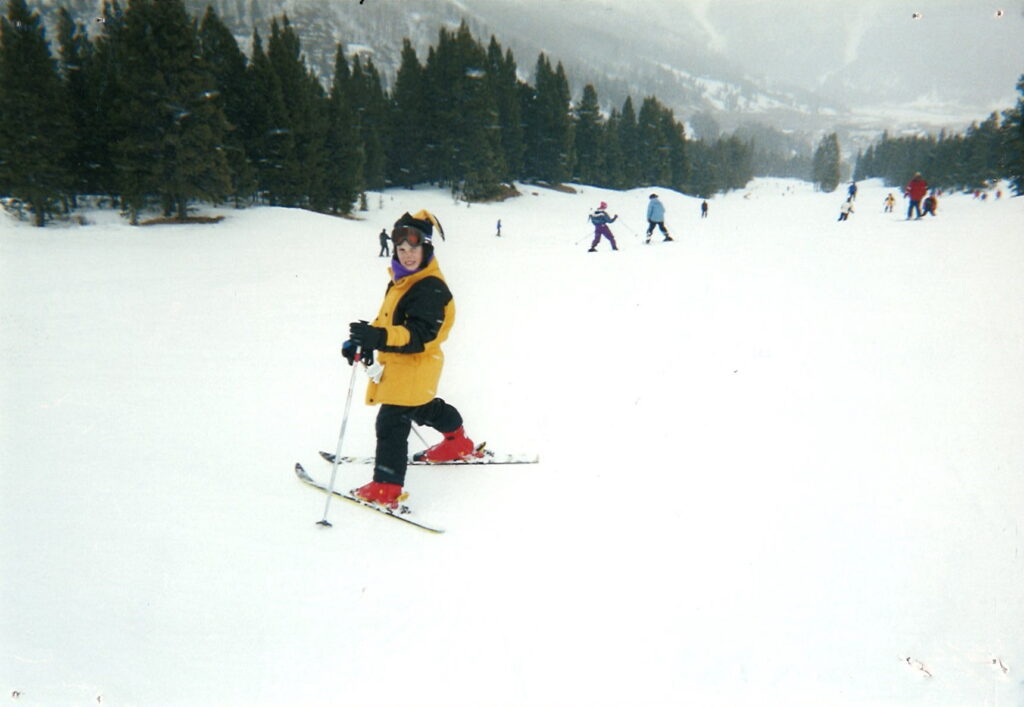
{"left": 393, "top": 210, "right": 445, "bottom": 240}
{"left": 392, "top": 209, "right": 445, "bottom": 260}
{"left": 599, "top": 201, "right": 607, "bottom": 209}
{"left": 649, "top": 194, "right": 657, "bottom": 199}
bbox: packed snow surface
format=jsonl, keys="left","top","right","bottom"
{"left": 2, "top": 179, "right": 1023, "bottom": 706}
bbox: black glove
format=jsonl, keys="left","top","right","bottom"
{"left": 341, "top": 339, "right": 358, "bottom": 366}
{"left": 349, "top": 320, "right": 386, "bottom": 351}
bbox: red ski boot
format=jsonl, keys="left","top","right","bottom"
{"left": 415, "top": 426, "right": 477, "bottom": 463}
{"left": 352, "top": 481, "right": 407, "bottom": 509}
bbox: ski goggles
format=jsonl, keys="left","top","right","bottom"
{"left": 391, "top": 226, "right": 428, "bottom": 247}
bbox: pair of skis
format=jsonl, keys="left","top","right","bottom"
{"left": 295, "top": 445, "right": 539, "bottom": 533}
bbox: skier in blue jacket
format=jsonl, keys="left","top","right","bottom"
{"left": 645, "top": 194, "right": 673, "bottom": 243}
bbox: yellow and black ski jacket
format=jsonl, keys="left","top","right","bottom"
{"left": 365, "top": 257, "right": 455, "bottom": 407}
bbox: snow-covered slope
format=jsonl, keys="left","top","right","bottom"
{"left": 2, "top": 180, "right": 1023, "bottom": 706}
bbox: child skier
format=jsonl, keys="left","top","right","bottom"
{"left": 587, "top": 202, "right": 618, "bottom": 252}
{"left": 838, "top": 199, "right": 854, "bottom": 221}
{"left": 342, "top": 210, "right": 478, "bottom": 508}
{"left": 922, "top": 194, "right": 938, "bottom": 217}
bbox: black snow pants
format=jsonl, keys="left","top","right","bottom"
{"left": 373, "top": 398, "right": 463, "bottom": 486}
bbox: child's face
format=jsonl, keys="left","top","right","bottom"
{"left": 396, "top": 241, "right": 424, "bottom": 270}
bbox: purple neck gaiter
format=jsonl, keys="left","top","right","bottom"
{"left": 391, "top": 253, "right": 432, "bottom": 281}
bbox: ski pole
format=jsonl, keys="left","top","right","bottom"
{"left": 317, "top": 347, "right": 363, "bottom": 527}
{"left": 411, "top": 423, "right": 430, "bottom": 448}
{"left": 620, "top": 220, "right": 642, "bottom": 239}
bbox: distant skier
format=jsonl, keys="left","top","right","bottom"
{"left": 644, "top": 193, "right": 673, "bottom": 243}
{"left": 883, "top": 193, "right": 895, "bottom": 213}
{"left": 378, "top": 228, "right": 389, "bottom": 257}
{"left": 922, "top": 193, "right": 938, "bottom": 217}
{"left": 587, "top": 201, "right": 619, "bottom": 252}
{"left": 904, "top": 172, "right": 928, "bottom": 219}
{"left": 701, "top": 200, "right": 709, "bottom": 218}
{"left": 837, "top": 199, "right": 854, "bottom": 221}
{"left": 847, "top": 182, "right": 858, "bottom": 201}
{"left": 495, "top": 219, "right": 502, "bottom": 237}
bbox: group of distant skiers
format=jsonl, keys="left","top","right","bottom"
{"left": 584, "top": 194, "right": 712, "bottom": 252}
{"left": 838, "top": 173, "right": 939, "bottom": 223}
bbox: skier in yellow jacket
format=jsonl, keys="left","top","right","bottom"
{"left": 342, "top": 210, "right": 477, "bottom": 508}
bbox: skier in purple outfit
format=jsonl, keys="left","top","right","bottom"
{"left": 587, "top": 201, "right": 618, "bottom": 252}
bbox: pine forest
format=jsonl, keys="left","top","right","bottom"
{"left": 0, "top": 0, "right": 1022, "bottom": 226}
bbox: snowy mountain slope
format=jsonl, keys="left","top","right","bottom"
{"left": 36, "top": 0, "right": 1023, "bottom": 139}
{"left": 2, "top": 181, "right": 1023, "bottom": 706}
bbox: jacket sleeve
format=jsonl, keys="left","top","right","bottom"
{"left": 379, "top": 276, "right": 452, "bottom": 354}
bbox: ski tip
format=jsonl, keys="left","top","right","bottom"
{"left": 295, "top": 462, "right": 313, "bottom": 482}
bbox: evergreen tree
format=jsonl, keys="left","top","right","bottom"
{"left": 87, "top": 0, "right": 128, "bottom": 201}
{"left": 0, "top": 0, "right": 72, "bottom": 225}
{"left": 523, "top": 53, "right": 573, "bottom": 183}
{"left": 664, "top": 108, "right": 690, "bottom": 191}
{"left": 324, "top": 43, "right": 362, "bottom": 213}
{"left": 600, "top": 108, "right": 625, "bottom": 189}
{"left": 450, "top": 25, "right": 503, "bottom": 200}
{"left": 301, "top": 68, "right": 330, "bottom": 211}
{"left": 550, "top": 61, "right": 575, "bottom": 182}
{"left": 812, "top": 132, "right": 841, "bottom": 192}
{"left": 637, "top": 96, "right": 671, "bottom": 186}
{"left": 245, "top": 29, "right": 294, "bottom": 206}
{"left": 486, "top": 39, "right": 523, "bottom": 182}
{"left": 267, "top": 15, "right": 325, "bottom": 206}
{"left": 963, "top": 113, "right": 1002, "bottom": 188}
{"left": 419, "top": 23, "right": 502, "bottom": 199}
{"left": 855, "top": 112, "right": 1018, "bottom": 193}
{"left": 573, "top": 83, "right": 603, "bottom": 185}
{"left": 518, "top": 74, "right": 538, "bottom": 180}
{"left": 852, "top": 147, "right": 869, "bottom": 182}
{"left": 719, "top": 134, "right": 754, "bottom": 190}
{"left": 112, "top": 0, "right": 230, "bottom": 222}
{"left": 55, "top": 7, "right": 97, "bottom": 204}
{"left": 1004, "top": 75, "right": 1024, "bottom": 195}
{"left": 687, "top": 139, "right": 720, "bottom": 198}
{"left": 685, "top": 132, "right": 751, "bottom": 197}
{"left": 387, "top": 39, "right": 425, "bottom": 188}
{"left": 349, "top": 56, "right": 388, "bottom": 192}
{"left": 616, "top": 96, "right": 640, "bottom": 187}
{"left": 420, "top": 43, "right": 448, "bottom": 185}
{"left": 198, "top": 5, "right": 255, "bottom": 206}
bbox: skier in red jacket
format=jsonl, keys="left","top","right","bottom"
{"left": 904, "top": 173, "right": 928, "bottom": 219}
